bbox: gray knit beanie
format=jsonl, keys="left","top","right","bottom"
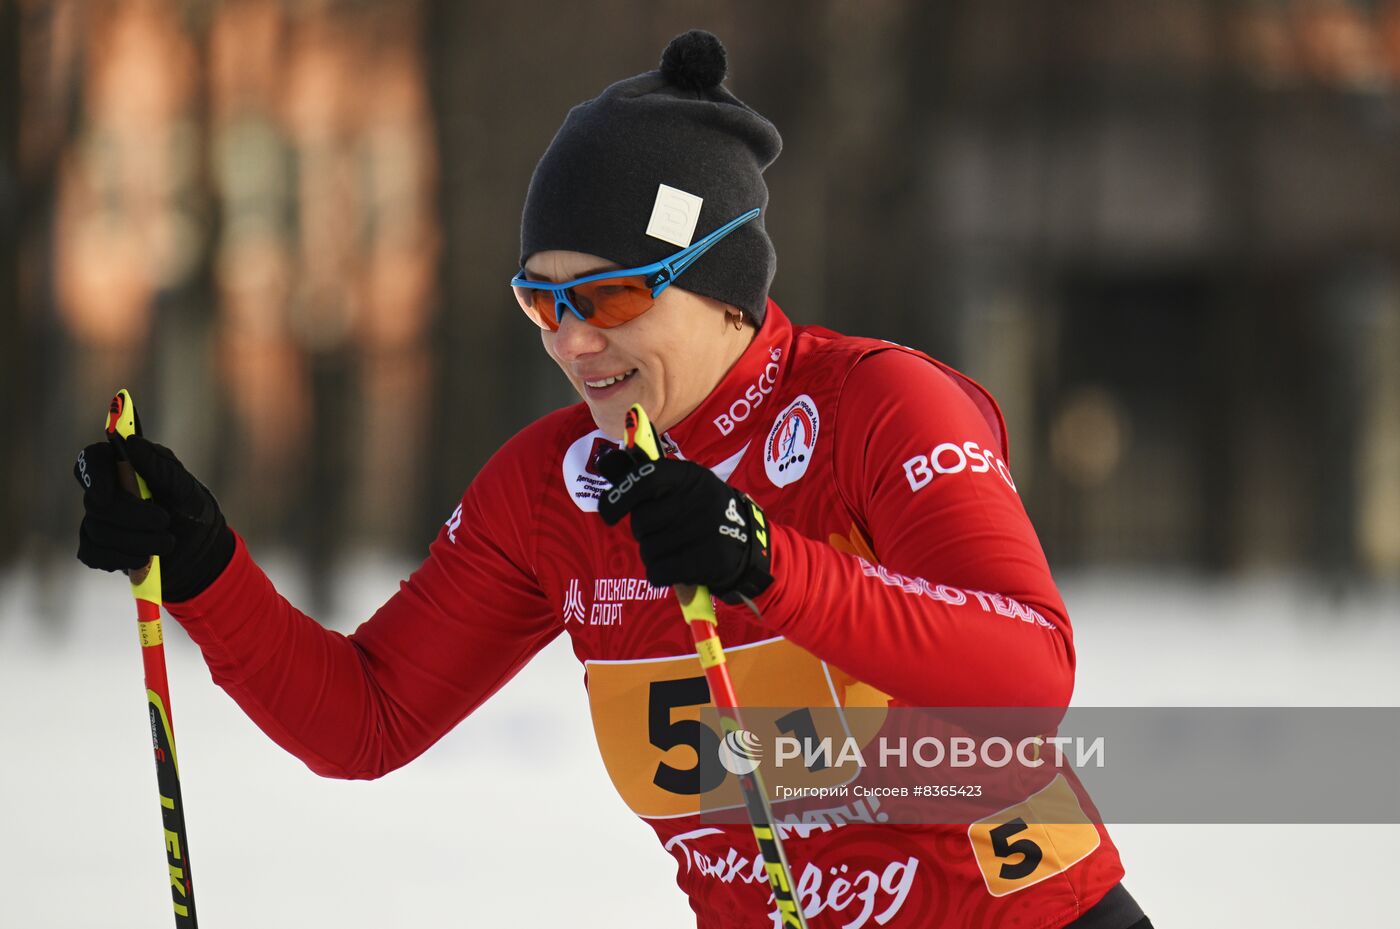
{"left": 520, "top": 30, "right": 782, "bottom": 325}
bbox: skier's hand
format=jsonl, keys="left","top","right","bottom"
{"left": 596, "top": 448, "right": 773, "bottom": 603}
{"left": 74, "top": 437, "right": 235, "bottom": 601}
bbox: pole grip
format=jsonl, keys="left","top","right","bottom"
{"left": 623, "top": 405, "right": 717, "bottom": 621}
{"left": 106, "top": 390, "right": 155, "bottom": 586}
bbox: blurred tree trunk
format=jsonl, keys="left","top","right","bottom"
{"left": 426, "top": 0, "right": 509, "bottom": 522}
{"left": 1, "top": 0, "right": 20, "bottom": 567}
{"left": 424, "top": 1, "right": 649, "bottom": 515}
{"left": 823, "top": 0, "right": 962, "bottom": 350}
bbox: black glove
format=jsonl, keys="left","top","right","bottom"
{"left": 596, "top": 448, "right": 773, "bottom": 603}
{"left": 74, "top": 437, "right": 235, "bottom": 602}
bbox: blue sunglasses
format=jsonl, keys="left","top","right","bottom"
{"left": 511, "top": 208, "right": 760, "bottom": 331}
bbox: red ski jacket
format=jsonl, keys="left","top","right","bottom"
{"left": 169, "top": 300, "right": 1125, "bottom": 928}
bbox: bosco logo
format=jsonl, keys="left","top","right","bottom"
{"left": 764, "top": 394, "right": 819, "bottom": 488}
{"left": 444, "top": 503, "right": 463, "bottom": 543}
{"left": 714, "top": 347, "right": 782, "bottom": 436}
{"left": 902, "top": 441, "right": 1018, "bottom": 494}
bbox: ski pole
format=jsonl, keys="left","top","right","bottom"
{"left": 105, "top": 389, "right": 199, "bottom": 928}
{"left": 623, "top": 404, "right": 808, "bottom": 929}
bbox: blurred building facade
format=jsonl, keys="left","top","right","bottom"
{"left": 4, "top": 0, "right": 1398, "bottom": 609}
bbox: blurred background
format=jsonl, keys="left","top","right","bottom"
{"left": 2, "top": 1, "right": 1398, "bottom": 927}
{"left": 5, "top": 0, "right": 1400, "bottom": 601}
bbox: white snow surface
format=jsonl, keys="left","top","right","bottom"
{"left": 2, "top": 559, "right": 1396, "bottom": 928}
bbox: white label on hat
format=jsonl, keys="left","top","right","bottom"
{"left": 645, "top": 184, "right": 703, "bottom": 248}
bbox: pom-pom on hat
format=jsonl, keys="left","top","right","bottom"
{"left": 521, "top": 30, "right": 782, "bottom": 325}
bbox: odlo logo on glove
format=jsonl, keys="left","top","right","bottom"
{"left": 596, "top": 448, "right": 774, "bottom": 603}
{"left": 606, "top": 462, "right": 656, "bottom": 505}
{"left": 720, "top": 497, "right": 748, "bottom": 543}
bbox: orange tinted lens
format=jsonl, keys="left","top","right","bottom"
{"left": 513, "top": 285, "right": 560, "bottom": 331}
{"left": 569, "top": 277, "right": 656, "bottom": 328}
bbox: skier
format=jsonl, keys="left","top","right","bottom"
{"left": 75, "top": 29, "right": 1150, "bottom": 929}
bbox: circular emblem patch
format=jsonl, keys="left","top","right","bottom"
{"left": 764, "top": 394, "right": 819, "bottom": 487}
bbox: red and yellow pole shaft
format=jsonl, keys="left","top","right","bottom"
{"left": 623, "top": 404, "right": 807, "bottom": 929}
{"left": 105, "top": 390, "right": 199, "bottom": 928}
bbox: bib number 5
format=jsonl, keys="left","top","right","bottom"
{"left": 967, "top": 774, "right": 1101, "bottom": 897}
{"left": 649, "top": 676, "right": 723, "bottom": 795}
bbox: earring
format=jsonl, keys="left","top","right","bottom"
{"left": 729, "top": 313, "right": 744, "bottom": 331}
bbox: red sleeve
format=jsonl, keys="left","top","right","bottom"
{"left": 166, "top": 434, "right": 560, "bottom": 779}
{"left": 750, "top": 349, "right": 1075, "bottom": 708}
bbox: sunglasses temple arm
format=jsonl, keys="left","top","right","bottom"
{"left": 660, "top": 208, "right": 761, "bottom": 284}
{"left": 666, "top": 246, "right": 712, "bottom": 280}
{"left": 660, "top": 232, "right": 733, "bottom": 286}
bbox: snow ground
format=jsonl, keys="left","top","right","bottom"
{"left": 1, "top": 559, "right": 1395, "bottom": 928}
